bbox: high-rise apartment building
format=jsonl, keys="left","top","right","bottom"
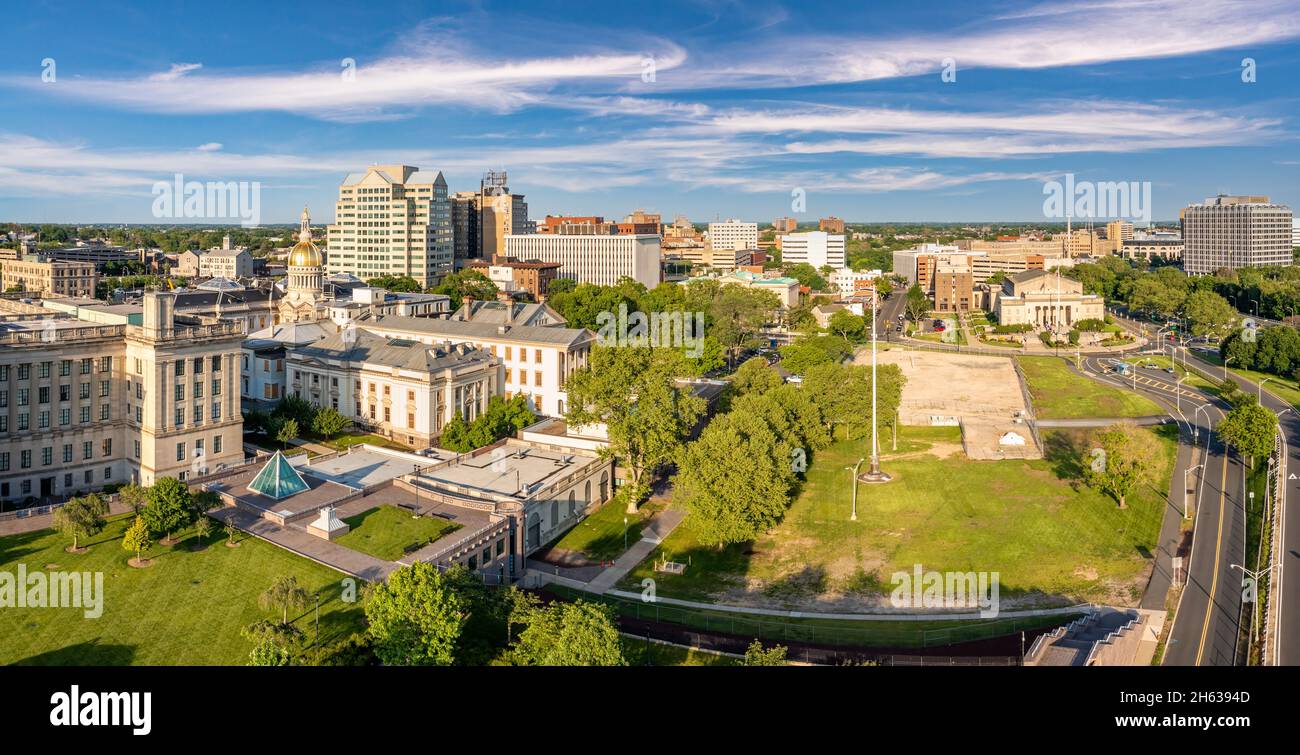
{"left": 819, "top": 216, "right": 846, "bottom": 234}
{"left": 0, "top": 293, "right": 244, "bottom": 504}
{"left": 707, "top": 220, "right": 758, "bottom": 254}
{"left": 773, "top": 217, "right": 797, "bottom": 233}
{"left": 781, "top": 231, "right": 846, "bottom": 269}
{"left": 1182, "top": 195, "right": 1294, "bottom": 275}
{"left": 326, "top": 164, "right": 453, "bottom": 288}
{"left": 504, "top": 234, "right": 661, "bottom": 288}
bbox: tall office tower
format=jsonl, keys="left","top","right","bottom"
{"left": 781, "top": 231, "right": 846, "bottom": 269}
{"left": 479, "top": 171, "right": 530, "bottom": 261}
{"left": 326, "top": 164, "right": 452, "bottom": 288}
{"left": 1104, "top": 220, "right": 1134, "bottom": 255}
{"left": 451, "top": 191, "right": 481, "bottom": 265}
{"left": 707, "top": 219, "right": 759, "bottom": 252}
{"left": 1182, "top": 195, "right": 1294, "bottom": 275}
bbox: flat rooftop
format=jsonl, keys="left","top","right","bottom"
{"left": 291, "top": 445, "right": 453, "bottom": 490}
{"left": 424, "top": 445, "right": 600, "bottom": 498}
{"left": 204, "top": 463, "right": 356, "bottom": 518}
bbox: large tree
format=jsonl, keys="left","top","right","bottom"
{"left": 565, "top": 347, "right": 705, "bottom": 512}
{"left": 904, "top": 284, "right": 930, "bottom": 322}
{"left": 364, "top": 562, "right": 469, "bottom": 666}
{"left": 509, "top": 596, "right": 627, "bottom": 666}
{"left": 142, "top": 477, "right": 194, "bottom": 542}
{"left": 52, "top": 494, "right": 108, "bottom": 551}
{"left": 1183, "top": 290, "right": 1238, "bottom": 340}
{"left": 1087, "top": 422, "right": 1149, "bottom": 508}
{"left": 259, "top": 575, "right": 310, "bottom": 625}
{"left": 676, "top": 410, "right": 797, "bottom": 547}
{"left": 707, "top": 285, "right": 781, "bottom": 368}
{"left": 1217, "top": 402, "right": 1278, "bottom": 467}
{"left": 802, "top": 362, "right": 904, "bottom": 440}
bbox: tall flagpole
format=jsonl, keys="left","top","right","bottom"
{"left": 860, "top": 283, "right": 891, "bottom": 483}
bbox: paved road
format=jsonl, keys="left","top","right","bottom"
{"left": 1101, "top": 316, "right": 1249, "bottom": 666}
{"left": 874, "top": 289, "right": 908, "bottom": 339}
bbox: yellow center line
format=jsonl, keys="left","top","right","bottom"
{"left": 1195, "top": 439, "right": 1230, "bottom": 665}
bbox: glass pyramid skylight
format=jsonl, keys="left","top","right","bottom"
{"left": 247, "top": 451, "right": 310, "bottom": 499}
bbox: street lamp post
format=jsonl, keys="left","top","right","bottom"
{"left": 846, "top": 458, "right": 865, "bottom": 520}
{"left": 1230, "top": 563, "right": 1272, "bottom": 645}
{"left": 1175, "top": 376, "right": 1184, "bottom": 413}
{"left": 1224, "top": 355, "right": 1235, "bottom": 382}
{"left": 1259, "top": 377, "right": 1273, "bottom": 403}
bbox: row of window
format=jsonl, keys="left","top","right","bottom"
{"left": 0, "top": 439, "right": 111, "bottom": 470}
{"left": 0, "top": 404, "right": 111, "bottom": 432}
{"left": 0, "top": 381, "right": 108, "bottom": 407}
{"left": 0, "top": 357, "right": 110, "bottom": 382}
{"left": 0, "top": 468, "right": 113, "bottom": 499}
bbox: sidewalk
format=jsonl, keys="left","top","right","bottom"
{"left": 586, "top": 506, "right": 685, "bottom": 593}
{"left": 0, "top": 499, "right": 135, "bottom": 537}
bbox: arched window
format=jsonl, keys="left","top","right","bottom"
{"left": 584, "top": 481, "right": 591, "bottom": 503}
{"left": 568, "top": 490, "right": 576, "bottom": 517}
{"left": 550, "top": 500, "right": 559, "bottom": 526}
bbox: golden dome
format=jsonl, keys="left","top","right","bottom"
{"left": 288, "top": 206, "right": 322, "bottom": 268}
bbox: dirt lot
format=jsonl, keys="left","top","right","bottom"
{"left": 865, "top": 349, "right": 1039, "bottom": 459}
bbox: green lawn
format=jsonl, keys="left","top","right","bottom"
{"left": 1018, "top": 355, "right": 1163, "bottom": 419}
{"left": 314, "top": 432, "right": 413, "bottom": 453}
{"left": 0, "top": 514, "right": 365, "bottom": 665}
{"left": 1190, "top": 350, "right": 1300, "bottom": 410}
{"left": 621, "top": 424, "right": 1176, "bottom": 610}
{"left": 623, "top": 636, "right": 737, "bottom": 665}
{"left": 548, "top": 497, "right": 666, "bottom": 562}
{"left": 242, "top": 433, "right": 309, "bottom": 456}
{"left": 335, "top": 505, "right": 461, "bottom": 561}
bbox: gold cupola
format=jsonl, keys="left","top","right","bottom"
{"left": 288, "top": 206, "right": 322, "bottom": 268}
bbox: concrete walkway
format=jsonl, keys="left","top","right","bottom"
{"left": 0, "top": 499, "right": 135, "bottom": 537}
{"left": 209, "top": 506, "right": 394, "bottom": 582}
{"left": 586, "top": 506, "right": 685, "bottom": 593}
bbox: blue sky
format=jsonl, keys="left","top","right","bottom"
{"left": 1, "top": 0, "right": 1298, "bottom": 224}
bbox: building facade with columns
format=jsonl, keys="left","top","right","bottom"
{"left": 284, "top": 329, "right": 501, "bottom": 448}
{"left": 991, "top": 269, "right": 1104, "bottom": 331}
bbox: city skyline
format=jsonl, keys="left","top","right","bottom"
{"left": 1, "top": 0, "right": 1298, "bottom": 224}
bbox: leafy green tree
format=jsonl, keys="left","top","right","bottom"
{"left": 122, "top": 516, "right": 152, "bottom": 563}
{"left": 802, "top": 362, "right": 904, "bottom": 439}
{"left": 364, "top": 275, "right": 422, "bottom": 293}
{"left": 510, "top": 598, "right": 627, "bottom": 666}
{"left": 52, "top": 494, "right": 108, "bottom": 551}
{"left": 248, "top": 638, "right": 291, "bottom": 666}
{"left": 259, "top": 575, "right": 310, "bottom": 625}
{"left": 742, "top": 640, "right": 789, "bottom": 666}
{"left": 708, "top": 286, "right": 781, "bottom": 368}
{"left": 193, "top": 514, "right": 214, "bottom": 543}
{"left": 904, "top": 284, "right": 930, "bottom": 322}
{"left": 827, "top": 309, "right": 868, "bottom": 345}
{"left": 364, "top": 562, "right": 469, "bottom": 666}
{"left": 434, "top": 269, "right": 499, "bottom": 310}
{"left": 275, "top": 418, "right": 300, "bottom": 449}
{"left": 310, "top": 406, "right": 350, "bottom": 438}
{"left": 730, "top": 357, "right": 782, "bottom": 397}
{"left": 677, "top": 411, "right": 797, "bottom": 547}
{"left": 786, "top": 262, "right": 827, "bottom": 292}
{"left": 439, "top": 411, "right": 473, "bottom": 452}
{"left": 1217, "top": 402, "right": 1278, "bottom": 467}
{"left": 117, "top": 483, "right": 149, "bottom": 515}
{"left": 565, "top": 347, "right": 705, "bottom": 512}
{"left": 1184, "top": 290, "right": 1238, "bottom": 340}
{"left": 1087, "top": 422, "right": 1148, "bottom": 508}
{"left": 143, "top": 477, "right": 194, "bottom": 542}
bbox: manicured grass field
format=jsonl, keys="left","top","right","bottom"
{"left": 548, "top": 497, "right": 665, "bottom": 562}
{"left": 335, "top": 505, "right": 461, "bottom": 561}
{"left": 623, "top": 637, "right": 737, "bottom": 666}
{"left": 0, "top": 514, "right": 365, "bottom": 665}
{"left": 315, "top": 432, "right": 413, "bottom": 453}
{"left": 621, "top": 424, "right": 1176, "bottom": 610}
{"left": 1018, "top": 355, "right": 1163, "bottom": 419}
